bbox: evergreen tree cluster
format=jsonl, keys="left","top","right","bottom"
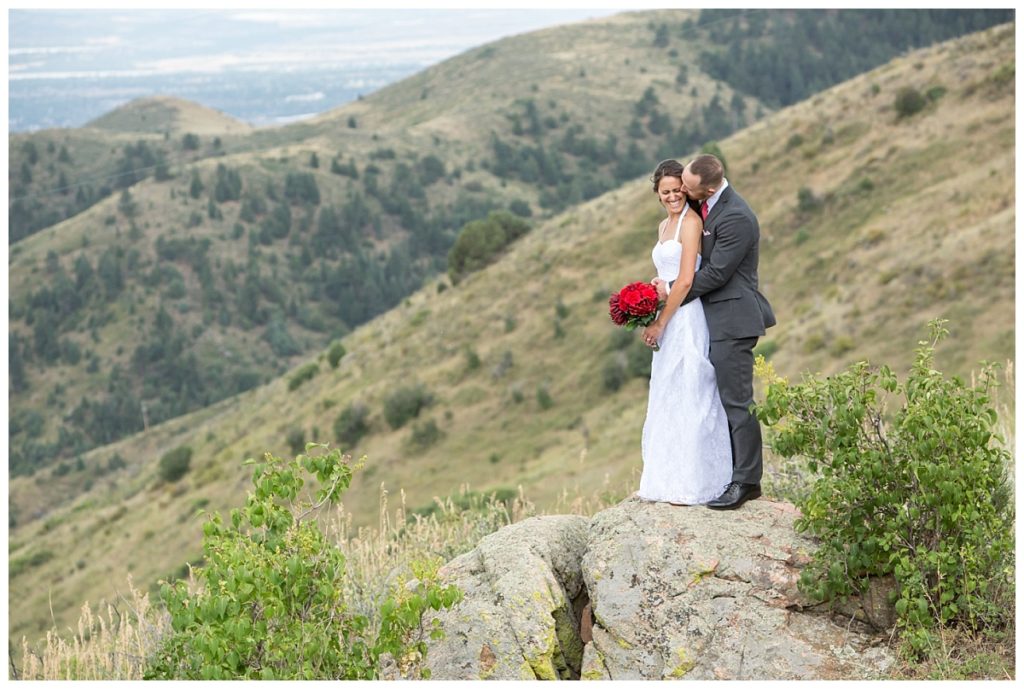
{"left": 8, "top": 137, "right": 181, "bottom": 244}
{"left": 691, "top": 9, "right": 1013, "bottom": 109}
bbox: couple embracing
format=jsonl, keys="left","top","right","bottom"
{"left": 637, "top": 154, "right": 775, "bottom": 510}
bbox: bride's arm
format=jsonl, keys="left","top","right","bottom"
{"left": 644, "top": 214, "right": 700, "bottom": 345}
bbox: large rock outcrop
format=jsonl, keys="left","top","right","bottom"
{"left": 580, "top": 496, "right": 893, "bottom": 680}
{"left": 421, "top": 515, "right": 591, "bottom": 680}
{"left": 419, "top": 497, "right": 895, "bottom": 680}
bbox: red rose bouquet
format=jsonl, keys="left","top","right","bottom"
{"left": 609, "top": 281, "right": 662, "bottom": 332}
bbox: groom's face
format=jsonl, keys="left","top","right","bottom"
{"left": 681, "top": 166, "right": 714, "bottom": 201}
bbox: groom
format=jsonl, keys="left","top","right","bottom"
{"left": 655, "top": 154, "right": 775, "bottom": 510}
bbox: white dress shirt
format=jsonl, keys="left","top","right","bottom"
{"left": 703, "top": 178, "right": 729, "bottom": 215}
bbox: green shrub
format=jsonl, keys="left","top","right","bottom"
{"left": 829, "top": 335, "right": 855, "bottom": 357}
{"left": 607, "top": 328, "right": 634, "bottom": 351}
{"left": 463, "top": 347, "right": 481, "bottom": 372}
{"left": 797, "top": 187, "right": 821, "bottom": 213}
{"left": 602, "top": 358, "right": 627, "bottom": 392}
{"left": 408, "top": 418, "right": 444, "bottom": 451}
{"left": 894, "top": 86, "right": 927, "bottom": 119}
{"left": 447, "top": 210, "right": 531, "bottom": 284}
{"left": 802, "top": 332, "right": 825, "bottom": 353}
{"left": 333, "top": 402, "right": 370, "bottom": 448}
{"left": 752, "top": 339, "right": 780, "bottom": 360}
{"left": 756, "top": 320, "right": 1014, "bottom": 656}
{"left": 383, "top": 384, "right": 434, "bottom": 429}
{"left": 327, "top": 341, "right": 347, "bottom": 369}
{"left": 286, "top": 427, "right": 306, "bottom": 455}
{"left": 145, "top": 445, "right": 461, "bottom": 679}
{"left": 106, "top": 452, "right": 127, "bottom": 472}
{"left": 626, "top": 341, "right": 652, "bottom": 379}
{"left": 508, "top": 199, "right": 532, "bottom": 217}
{"left": 536, "top": 385, "right": 554, "bottom": 410}
{"left": 288, "top": 363, "right": 319, "bottom": 391}
{"left": 159, "top": 446, "right": 192, "bottom": 483}
{"left": 10, "top": 549, "right": 55, "bottom": 578}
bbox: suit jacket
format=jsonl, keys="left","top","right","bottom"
{"left": 682, "top": 186, "right": 775, "bottom": 341}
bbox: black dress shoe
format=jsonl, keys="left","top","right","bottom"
{"left": 706, "top": 482, "right": 762, "bottom": 510}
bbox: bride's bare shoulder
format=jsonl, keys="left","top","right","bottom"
{"left": 682, "top": 210, "right": 703, "bottom": 231}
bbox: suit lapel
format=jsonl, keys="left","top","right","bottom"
{"left": 700, "top": 186, "right": 733, "bottom": 260}
{"left": 704, "top": 186, "right": 732, "bottom": 229}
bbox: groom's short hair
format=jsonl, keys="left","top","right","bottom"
{"left": 688, "top": 154, "right": 724, "bottom": 189}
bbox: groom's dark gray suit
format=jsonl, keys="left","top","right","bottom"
{"left": 677, "top": 185, "right": 775, "bottom": 485}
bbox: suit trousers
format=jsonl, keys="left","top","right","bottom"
{"left": 708, "top": 336, "right": 762, "bottom": 485}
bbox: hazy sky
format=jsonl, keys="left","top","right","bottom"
{"left": 7, "top": 8, "right": 628, "bottom": 129}
{"left": 9, "top": 9, "right": 624, "bottom": 81}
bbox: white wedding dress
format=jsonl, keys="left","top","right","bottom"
{"left": 638, "top": 207, "right": 733, "bottom": 504}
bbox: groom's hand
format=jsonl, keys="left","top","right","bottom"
{"left": 652, "top": 278, "right": 669, "bottom": 301}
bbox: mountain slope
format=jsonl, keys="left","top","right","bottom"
{"left": 8, "top": 23, "right": 1014, "bottom": 643}
{"left": 10, "top": 9, "right": 1008, "bottom": 482}
{"left": 86, "top": 95, "right": 253, "bottom": 136}
{"left": 9, "top": 8, "right": 767, "bottom": 479}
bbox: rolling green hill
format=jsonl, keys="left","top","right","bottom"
{"left": 8, "top": 22, "right": 1014, "bottom": 644}
{"left": 86, "top": 95, "right": 254, "bottom": 136}
{"left": 9, "top": 8, "right": 1010, "bottom": 484}
{"left": 9, "top": 8, "right": 771, "bottom": 479}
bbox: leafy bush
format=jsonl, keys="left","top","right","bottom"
{"left": 288, "top": 362, "right": 319, "bottom": 391}
{"left": 407, "top": 419, "right": 443, "bottom": 451}
{"left": 10, "top": 549, "right": 55, "bottom": 578}
{"left": 602, "top": 358, "right": 627, "bottom": 392}
{"left": 626, "top": 341, "right": 652, "bottom": 379}
{"left": 894, "top": 86, "right": 927, "bottom": 118}
{"left": 752, "top": 339, "right": 779, "bottom": 360}
{"left": 145, "top": 445, "right": 461, "bottom": 679}
{"left": 508, "top": 199, "right": 532, "bottom": 217}
{"left": 447, "top": 210, "right": 531, "bottom": 284}
{"left": 286, "top": 427, "right": 306, "bottom": 455}
{"left": 383, "top": 384, "right": 434, "bottom": 429}
{"left": 333, "top": 402, "right": 370, "bottom": 448}
{"left": 283, "top": 172, "right": 320, "bottom": 205}
{"left": 158, "top": 446, "right": 192, "bottom": 483}
{"left": 462, "top": 347, "right": 481, "bottom": 372}
{"left": 756, "top": 320, "right": 1014, "bottom": 655}
{"left": 797, "top": 187, "right": 821, "bottom": 213}
{"left": 327, "top": 341, "right": 347, "bottom": 369}
{"left": 536, "top": 385, "right": 554, "bottom": 410}
{"left": 418, "top": 155, "right": 445, "bottom": 186}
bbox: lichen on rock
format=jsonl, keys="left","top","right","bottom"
{"left": 418, "top": 496, "right": 894, "bottom": 681}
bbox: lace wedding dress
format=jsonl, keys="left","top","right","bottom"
{"left": 638, "top": 208, "right": 732, "bottom": 504}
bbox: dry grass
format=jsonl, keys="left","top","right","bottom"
{"left": 14, "top": 475, "right": 629, "bottom": 681}
{"left": 16, "top": 577, "right": 169, "bottom": 681}
{"left": 8, "top": 23, "right": 1014, "bottom": 645}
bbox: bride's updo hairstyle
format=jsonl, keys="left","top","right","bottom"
{"left": 651, "top": 159, "right": 684, "bottom": 192}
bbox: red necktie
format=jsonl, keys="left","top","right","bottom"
{"left": 701, "top": 201, "right": 709, "bottom": 221}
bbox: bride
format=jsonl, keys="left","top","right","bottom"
{"left": 637, "top": 159, "right": 732, "bottom": 505}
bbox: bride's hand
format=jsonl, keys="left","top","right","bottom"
{"left": 643, "top": 322, "right": 665, "bottom": 348}
{"left": 651, "top": 278, "right": 668, "bottom": 301}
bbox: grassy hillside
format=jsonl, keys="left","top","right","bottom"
{"left": 8, "top": 23, "right": 1014, "bottom": 644}
{"left": 11, "top": 8, "right": 1005, "bottom": 482}
{"left": 86, "top": 95, "right": 253, "bottom": 136}
{"left": 9, "top": 8, "right": 771, "bottom": 478}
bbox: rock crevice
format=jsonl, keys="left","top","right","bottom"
{"left": 417, "top": 497, "right": 894, "bottom": 681}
